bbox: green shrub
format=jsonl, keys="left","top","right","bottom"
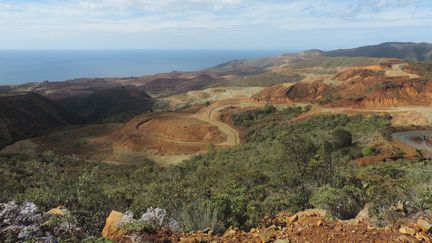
{"left": 362, "top": 147, "right": 378, "bottom": 157}
{"left": 174, "top": 201, "right": 220, "bottom": 233}
{"left": 120, "top": 220, "right": 153, "bottom": 233}
{"left": 415, "top": 185, "right": 432, "bottom": 210}
{"left": 303, "top": 105, "right": 312, "bottom": 112}
{"left": 310, "top": 185, "right": 364, "bottom": 220}
{"left": 332, "top": 128, "right": 353, "bottom": 149}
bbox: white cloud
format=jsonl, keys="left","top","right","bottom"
{"left": 0, "top": 0, "right": 431, "bottom": 45}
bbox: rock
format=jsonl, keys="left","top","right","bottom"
{"left": 415, "top": 232, "right": 431, "bottom": 242}
{"left": 335, "top": 225, "right": 343, "bottom": 232}
{"left": 397, "top": 235, "right": 417, "bottom": 243}
{"left": 316, "top": 220, "right": 324, "bottom": 227}
{"left": 46, "top": 206, "right": 67, "bottom": 216}
{"left": 274, "top": 239, "right": 290, "bottom": 243}
{"left": 417, "top": 219, "right": 432, "bottom": 233}
{"left": 296, "top": 209, "right": 327, "bottom": 219}
{"left": 399, "top": 226, "right": 417, "bottom": 236}
{"left": 266, "top": 225, "right": 277, "bottom": 233}
{"left": 223, "top": 227, "right": 237, "bottom": 237}
{"left": 396, "top": 201, "right": 405, "bottom": 212}
{"left": 202, "top": 228, "right": 211, "bottom": 233}
{"left": 102, "top": 210, "right": 126, "bottom": 240}
{"left": 355, "top": 205, "right": 370, "bottom": 223}
{"left": 288, "top": 214, "right": 298, "bottom": 222}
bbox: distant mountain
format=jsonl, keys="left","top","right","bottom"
{"left": 58, "top": 86, "right": 155, "bottom": 123}
{"left": 324, "top": 42, "right": 432, "bottom": 61}
{"left": 0, "top": 93, "right": 83, "bottom": 148}
{"left": 205, "top": 55, "right": 294, "bottom": 75}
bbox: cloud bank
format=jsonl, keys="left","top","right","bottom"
{"left": 0, "top": 0, "right": 431, "bottom": 49}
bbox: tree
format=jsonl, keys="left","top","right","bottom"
{"left": 280, "top": 134, "right": 318, "bottom": 209}
{"left": 332, "top": 128, "right": 352, "bottom": 149}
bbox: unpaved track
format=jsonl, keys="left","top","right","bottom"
{"left": 391, "top": 130, "right": 432, "bottom": 151}
{"left": 194, "top": 99, "right": 242, "bottom": 146}
{"left": 134, "top": 98, "right": 259, "bottom": 147}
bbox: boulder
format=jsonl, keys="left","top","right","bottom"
{"left": 396, "top": 235, "right": 417, "bottom": 243}
{"left": 102, "top": 210, "right": 126, "bottom": 240}
{"left": 417, "top": 219, "right": 432, "bottom": 233}
{"left": 399, "top": 226, "right": 416, "bottom": 236}
{"left": 287, "top": 214, "right": 298, "bottom": 223}
{"left": 415, "top": 232, "right": 431, "bottom": 242}
{"left": 47, "top": 206, "right": 67, "bottom": 216}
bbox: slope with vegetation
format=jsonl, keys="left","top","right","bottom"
{"left": 325, "top": 42, "right": 432, "bottom": 62}
{"left": 0, "top": 93, "right": 83, "bottom": 148}
{"left": 1, "top": 106, "right": 432, "bottom": 241}
{"left": 1, "top": 42, "right": 432, "bottom": 242}
{"left": 58, "top": 86, "right": 156, "bottom": 123}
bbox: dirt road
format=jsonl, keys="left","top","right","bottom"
{"left": 391, "top": 130, "right": 432, "bottom": 151}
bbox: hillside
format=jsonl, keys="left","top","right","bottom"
{"left": 0, "top": 93, "right": 82, "bottom": 148}
{"left": 58, "top": 86, "right": 155, "bottom": 123}
{"left": 252, "top": 59, "right": 432, "bottom": 107}
{"left": 325, "top": 42, "right": 432, "bottom": 61}
{"left": 0, "top": 72, "right": 228, "bottom": 99}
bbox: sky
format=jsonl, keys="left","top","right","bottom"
{"left": 0, "top": 0, "right": 431, "bottom": 50}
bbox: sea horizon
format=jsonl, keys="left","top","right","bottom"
{"left": 0, "top": 49, "right": 289, "bottom": 85}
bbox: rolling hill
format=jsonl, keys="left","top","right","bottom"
{"left": 252, "top": 59, "right": 432, "bottom": 107}
{"left": 0, "top": 93, "right": 83, "bottom": 148}
{"left": 325, "top": 42, "right": 432, "bottom": 61}
{"left": 57, "top": 86, "right": 155, "bottom": 123}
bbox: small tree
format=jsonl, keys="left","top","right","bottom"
{"left": 280, "top": 134, "right": 318, "bottom": 209}
{"left": 332, "top": 128, "right": 352, "bottom": 149}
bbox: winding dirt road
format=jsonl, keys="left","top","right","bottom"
{"left": 391, "top": 130, "right": 432, "bottom": 151}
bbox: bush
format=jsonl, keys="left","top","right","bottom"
{"left": 120, "top": 220, "right": 153, "bottom": 234}
{"left": 332, "top": 128, "right": 352, "bottom": 149}
{"left": 310, "top": 185, "right": 364, "bottom": 220}
{"left": 303, "top": 105, "right": 312, "bottom": 112}
{"left": 362, "top": 147, "right": 378, "bottom": 157}
{"left": 173, "top": 201, "right": 220, "bottom": 233}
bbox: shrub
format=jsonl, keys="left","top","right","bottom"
{"left": 332, "top": 128, "right": 352, "bottom": 149}
{"left": 173, "top": 201, "right": 220, "bottom": 233}
{"left": 303, "top": 105, "right": 312, "bottom": 112}
{"left": 120, "top": 220, "right": 153, "bottom": 234}
{"left": 310, "top": 185, "right": 364, "bottom": 220}
{"left": 362, "top": 147, "right": 378, "bottom": 157}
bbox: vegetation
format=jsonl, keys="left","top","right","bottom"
{"left": 362, "top": 147, "right": 379, "bottom": 156}
{"left": 406, "top": 62, "right": 432, "bottom": 81}
{"left": 1, "top": 108, "right": 432, "bottom": 239}
{"left": 231, "top": 104, "right": 303, "bottom": 128}
{"left": 58, "top": 87, "right": 155, "bottom": 123}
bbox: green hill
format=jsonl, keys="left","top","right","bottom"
{"left": 325, "top": 42, "right": 432, "bottom": 61}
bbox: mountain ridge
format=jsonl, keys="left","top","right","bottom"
{"left": 322, "top": 42, "right": 432, "bottom": 61}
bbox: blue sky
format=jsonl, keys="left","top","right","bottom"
{"left": 0, "top": 0, "right": 431, "bottom": 50}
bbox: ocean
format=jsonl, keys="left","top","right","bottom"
{"left": 0, "top": 50, "right": 284, "bottom": 85}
